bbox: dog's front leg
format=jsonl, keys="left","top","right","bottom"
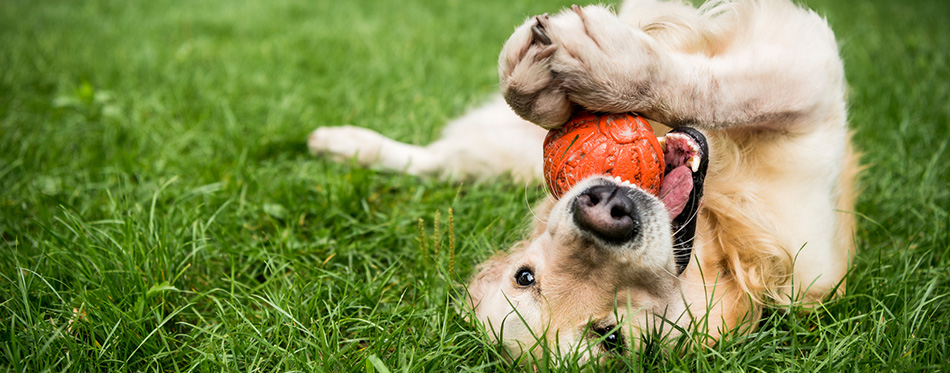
{"left": 500, "top": 5, "right": 671, "bottom": 128}
{"left": 500, "top": 4, "right": 846, "bottom": 132}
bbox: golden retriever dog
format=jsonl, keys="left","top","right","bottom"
{"left": 309, "top": 0, "right": 859, "bottom": 361}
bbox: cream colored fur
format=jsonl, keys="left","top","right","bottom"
{"left": 309, "top": 0, "right": 858, "bottom": 361}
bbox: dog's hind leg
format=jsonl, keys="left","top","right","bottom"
{"left": 309, "top": 97, "right": 547, "bottom": 181}
{"left": 308, "top": 125, "right": 432, "bottom": 175}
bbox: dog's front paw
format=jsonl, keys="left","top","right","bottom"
{"left": 553, "top": 6, "right": 660, "bottom": 112}
{"left": 500, "top": 5, "right": 662, "bottom": 127}
{"left": 499, "top": 14, "right": 573, "bottom": 129}
{"left": 308, "top": 126, "right": 385, "bottom": 164}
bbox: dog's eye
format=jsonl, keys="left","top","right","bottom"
{"left": 593, "top": 326, "right": 624, "bottom": 353}
{"left": 514, "top": 267, "right": 535, "bottom": 287}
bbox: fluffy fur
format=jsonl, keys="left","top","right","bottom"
{"left": 309, "top": 0, "right": 858, "bottom": 361}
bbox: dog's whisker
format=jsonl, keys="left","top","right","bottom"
{"left": 671, "top": 209, "right": 700, "bottom": 237}
{"left": 524, "top": 180, "right": 549, "bottom": 224}
{"left": 670, "top": 192, "right": 703, "bottom": 237}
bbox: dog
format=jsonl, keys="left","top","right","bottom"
{"left": 309, "top": 0, "right": 859, "bottom": 361}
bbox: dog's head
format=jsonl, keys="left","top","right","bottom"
{"left": 466, "top": 127, "right": 708, "bottom": 361}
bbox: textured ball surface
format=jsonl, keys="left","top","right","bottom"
{"left": 543, "top": 111, "right": 665, "bottom": 199}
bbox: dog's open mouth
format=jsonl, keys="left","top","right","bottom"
{"left": 659, "top": 128, "right": 707, "bottom": 218}
{"left": 662, "top": 132, "right": 703, "bottom": 172}
{"left": 657, "top": 127, "right": 709, "bottom": 273}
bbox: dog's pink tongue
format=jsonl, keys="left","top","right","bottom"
{"left": 659, "top": 165, "right": 694, "bottom": 218}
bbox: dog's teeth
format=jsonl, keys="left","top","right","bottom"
{"left": 658, "top": 136, "right": 667, "bottom": 151}
{"left": 611, "top": 175, "right": 633, "bottom": 187}
{"left": 688, "top": 155, "right": 701, "bottom": 172}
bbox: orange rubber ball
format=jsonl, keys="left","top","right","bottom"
{"left": 543, "top": 111, "right": 665, "bottom": 199}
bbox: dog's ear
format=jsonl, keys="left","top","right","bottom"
{"left": 465, "top": 251, "right": 512, "bottom": 313}
{"left": 467, "top": 197, "right": 550, "bottom": 312}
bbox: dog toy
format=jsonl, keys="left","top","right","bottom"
{"left": 543, "top": 111, "right": 665, "bottom": 199}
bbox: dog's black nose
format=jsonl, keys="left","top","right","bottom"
{"left": 573, "top": 185, "right": 640, "bottom": 244}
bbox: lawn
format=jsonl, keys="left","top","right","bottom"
{"left": 1, "top": 0, "right": 948, "bottom": 371}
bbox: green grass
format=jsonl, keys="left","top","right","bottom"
{"left": 1, "top": 0, "right": 948, "bottom": 370}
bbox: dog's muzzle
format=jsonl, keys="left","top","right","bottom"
{"left": 572, "top": 184, "right": 641, "bottom": 244}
